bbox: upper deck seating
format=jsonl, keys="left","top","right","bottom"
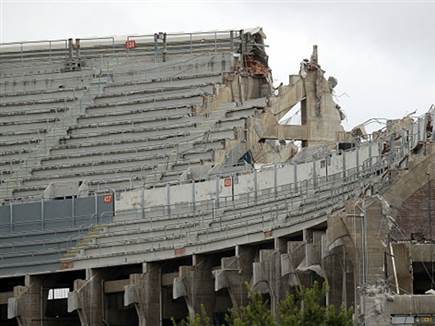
{"left": 0, "top": 30, "right": 265, "bottom": 201}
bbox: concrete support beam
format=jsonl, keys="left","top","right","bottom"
{"left": 389, "top": 295, "right": 435, "bottom": 314}
{"left": 104, "top": 279, "right": 129, "bottom": 294}
{"left": 261, "top": 125, "right": 308, "bottom": 141}
{"left": 213, "top": 246, "right": 256, "bottom": 307}
{"left": 8, "top": 275, "right": 46, "bottom": 326}
{"left": 276, "top": 125, "right": 308, "bottom": 141}
{"left": 68, "top": 269, "right": 103, "bottom": 326}
{"left": 161, "top": 272, "right": 178, "bottom": 287}
{"left": 391, "top": 243, "right": 412, "bottom": 294}
{"left": 305, "top": 230, "right": 323, "bottom": 267}
{"left": 124, "top": 263, "right": 161, "bottom": 326}
{"left": 409, "top": 244, "right": 435, "bottom": 262}
{"left": 173, "top": 255, "right": 216, "bottom": 319}
{"left": 268, "top": 76, "right": 306, "bottom": 120}
{"left": 252, "top": 249, "right": 288, "bottom": 319}
{"left": 364, "top": 294, "right": 435, "bottom": 326}
{"left": 281, "top": 240, "right": 305, "bottom": 287}
{"left": 0, "top": 291, "right": 13, "bottom": 305}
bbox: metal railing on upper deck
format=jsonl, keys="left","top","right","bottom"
{"left": 0, "top": 163, "right": 377, "bottom": 260}
{"left": 0, "top": 30, "right": 244, "bottom": 67}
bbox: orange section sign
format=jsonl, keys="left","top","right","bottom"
{"left": 175, "top": 247, "right": 186, "bottom": 256}
{"left": 103, "top": 194, "right": 113, "bottom": 204}
{"left": 125, "top": 40, "right": 136, "bottom": 49}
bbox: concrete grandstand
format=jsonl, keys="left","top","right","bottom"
{"left": 0, "top": 28, "right": 434, "bottom": 326}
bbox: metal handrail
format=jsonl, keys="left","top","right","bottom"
{"left": 68, "top": 171, "right": 367, "bottom": 257}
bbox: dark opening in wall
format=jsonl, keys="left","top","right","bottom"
{"left": 162, "top": 286, "right": 189, "bottom": 325}
{"left": 0, "top": 304, "right": 18, "bottom": 326}
{"left": 412, "top": 262, "right": 435, "bottom": 294}
{"left": 104, "top": 292, "right": 138, "bottom": 326}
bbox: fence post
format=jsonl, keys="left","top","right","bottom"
{"left": 312, "top": 160, "right": 317, "bottom": 188}
{"left": 356, "top": 146, "right": 360, "bottom": 177}
{"left": 192, "top": 180, "right": 196, "bottom": 212}
{"left": 294, "top": 163, "right": 298, "bottom": 192}
{"left": 166, "top": 183, "right": 171, "bottom": 216}
{"left": 71, "top": 196, "right": 75, "bottom": 227}
{"left": 215, "top": 177, "right": 220, "bottom": 209}
{"left": 94, "top": 193, "right": 99, "bottom": 223}
{"left": 254, "top": 169, "right": 258, "bottom": 204}
{"left": 153, "top": 33, "right": 158, "bottom": 63}
{"left": 342, "top": 151, "right": 346, "bottom": 180}
{"left": 141, "top": 187, "right": 145, "bottom": 219}
{"left": 274, "top": 164, "right": 277, "bottom": 198}
{"left": 9, "top": 202, "right": 13, "bottom": 233}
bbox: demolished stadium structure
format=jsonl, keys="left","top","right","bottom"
{"left": 0, "top": 28, "right": 434, "bottom": 325}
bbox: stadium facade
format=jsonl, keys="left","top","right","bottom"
{"left": 0, "top": 28, "right": 434, "bottom": 325}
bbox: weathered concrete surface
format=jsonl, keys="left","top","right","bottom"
{"left": 364, "top": 293, "right": 435, "bottom": 326}
{"left": 252, "top": 249, "right": 287, "bottom": 318}
{"left": 68, "top": 269, "right": 103, "bottom": 326}
{"left": 213, "top": 246, "right": 256, "bottom": 307}
{"left": 265, "top": 46, "right": 344, "bottom": 147}
{"left": 173, "top": 255, "right": 216, "bottom": 319}
{"left": 124, "top": 263, "right": 161, "bottom": 326}
{"left": 8, "top": 275, "right": 46, "bottom": 326}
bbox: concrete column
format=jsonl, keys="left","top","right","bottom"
{"left": 252, "top": 249, "right": 288, "bottom": 319}
{"left": 252, "top": 237, "right": 315, "bottom": 319}
{"left": 305, "top": 230, "right": 323, "bottom": 267}
{"left": 213, "top": 246, "right": 256, "bottom": 307}
{"left": 173, "top": 255, "right": 216, "bottom": 319}
{"left": 68, "top": 269, "right": 103, "bottom": 326}
{"left": 281, "top": 240, "right": 306, "bottom": 287}
{"left": 124, "top": 263, "right": 161, "bottom": 326}
{"left": 323, "top": 245, "right": 346, "bottom": 308}
{"left": 8, "top": 275, "right": 44, "bottom": 326}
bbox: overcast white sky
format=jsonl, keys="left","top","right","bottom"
{"left": 0, "top": 0, "right": 434, "bottom": 129}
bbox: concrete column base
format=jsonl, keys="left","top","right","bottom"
{"left": 124, "top": 263, "right": 161, "bottom": 326}
{"left": 173, "top": 255, "right": 215, "bottom": 319}
{"left": 213, "top": 246, "right": 256, "bottom": 307}
{"left": 8, "top": 275, "right": 43, "bottom": 326}
{"left": 68, "top": 269, "right": 103, "bottom": 326}
{"left": 253, "top": 249, "right": 289, "bottom": 318}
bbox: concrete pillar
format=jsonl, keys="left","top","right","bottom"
{"left": 124, "top": 263, "right": 161, "bottom": 326}
{"left": 281, "top": 240, "right": 306, "bottom": 288}
{"left": 252, "top": 237, "right": 317, "bottom": 318}
{"left": 213, "top": 246, "right": 256, "bottom": 307}
{"left": 305, "top": 230, "right": 323, "bottom": 267}
{"left": 8, "top": 275, "right": 44, "bottom": 326}
{"left": 252, "top": 248, "right": 289, "bottom": 319}
{"left": 323, "top": 245, "right": 346, "bottom": 308}
{"left": 68, "top": 269, "right": 103, "bottom": 326}
{"left": 173, "top": 255, "right": 216, "bottom": 319}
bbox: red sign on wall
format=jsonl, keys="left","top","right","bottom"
{"left": 175, "top": 247, "right": 186, "bottom": 256}
{"left": 125, "top": 40, "right": 136, "bottom": 49}
{"left": 103, "top": 194, "right": 113, "bottom": 204}
{"left": 224, "top": 177, "right": 232, "bottom": 188}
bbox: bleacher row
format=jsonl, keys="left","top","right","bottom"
{"left": 0, "top": 29, "right": 267, "bottom": 275}
{"left": 0, "top": 31, "right": 265, "bottom": 200}
{"left": 0, "top": 167, "right": 375, "bottom": 275}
